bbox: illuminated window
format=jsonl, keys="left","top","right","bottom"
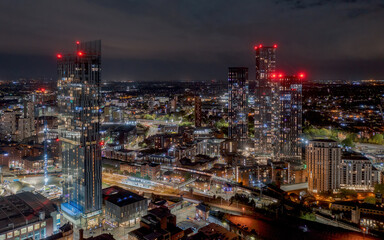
{"left": 28, "top": 226, "right": 33, "bottom": 232}
{"left": 14, "top": 230, "right": 20, "bottom": 237}
{"left": 41, "top": 222, "right": 46, "bottom": 227}
{"left": 21, "top": 228, "right": 26, "bottom": 234}
{"left": 34, "top": 224, "right": 40, "bottom": 230}
{"left": 6, "top": 232, "right": 12, "bottom": 239}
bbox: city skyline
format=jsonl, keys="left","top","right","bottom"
{"left": 0, "top": 1, "right": 384, "bottom": 239}
{"left": 0, "top": 0, "right": 384, "bottom": 81}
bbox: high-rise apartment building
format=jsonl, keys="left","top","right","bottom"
{"left": 23, "top": 99, "right": 35, "bottom": 136}
{"left": 253, "top": 45, "right": 278, "bottom": 156}
{"left": 57, "top": 40, "right": 102, "bottom": 227}
{"left": 228, "top": 67, "right": 248, "bottom": 146}
{"left": 307, "top": 139, "right": 341, "bottom": 193}
{"left": 0, "top": 111, "right": 17, "bottom": 141}
{"left": 0, "top": 101, "right": 35, "bottom": 142}
{"left": 195, "top": 96, "right": 202, "bottom": 127}
{"left": 278, "top": 75, "right": 303, "bottom": 161}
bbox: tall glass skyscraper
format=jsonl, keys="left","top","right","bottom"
{"left": 57, "top": 40, "right": 102, "bottom": 227}
{"left": 228, "top": 67, "right": 248, "bottom": 146}
{"left": 278, "top": 75, "right": 303, "bottom": 161}
{"left": 254, "top": 45, "right": 279, "bottom": 156}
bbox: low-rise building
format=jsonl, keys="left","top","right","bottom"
{"left": 158, "top": 125, "right": 179, "bottom": 134}
{"left": 103, "top": 186, "right": 148, "bottom": 227}
{"left": 0, "top": 192, "right": 60, "bottom": 240}
{"left": 331, "top": 201, "right": 384, "bottom": 231}
{"left": 43, "top": 223, "right": 73, "bottom": 240}
{"left": 145, "top": 154, "right": 176, "bottom": 165}
{"left": 196, "top": 138, "right": 224, "bottom": 158}
{"left": 190, "top": 223, "right": 239, "bottom": 240}
{"left": 195, "top": 203, "right": 210, "bottom": 221}
{"left": 140, "top": 163, "right": 160, "bottom": 180}
{"left": 120, "top": 163, "right": 141, "bottom": 175}
{"left": 154, "top": 134, "right": 183, "bottom": 150}
{"left": 128, "top": 206, "right": 184, "bottom": 240}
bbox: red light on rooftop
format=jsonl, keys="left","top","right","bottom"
{"left": 100, "top": 141, "right": 105, "bottom": 146}
{"left": 57, "top": 54, "right": 62, "bottom": 59}
{"left": 77, "top": 51, "right": 84, "bottom": 56}
{"left": 76, "top": 41, "right": 80, "bottom": 45}
{"left": 254, "top": 46, "right": 258, "bottom": 50}
{"left": 271, "top": 74, "right": 276, "bottom": 78}
{"left": 273, "top": 44, "right": 277, "bottom": 48}
{"left": 278, "top": 73, "right": 283, "bottom": 78}
{"left": 299, "top": 73, "right": 305, "bottom": 79}
{"left": 259, "top": 44, "right": 263, "bottom": 48}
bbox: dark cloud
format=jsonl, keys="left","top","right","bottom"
{"left": 0, "top": 0, "right": 383, "bottom": 81}
{"left": 275, "top": 0, "right": 384, "bottom": 18}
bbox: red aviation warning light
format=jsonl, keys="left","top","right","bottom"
{"left": 278, "top": 73, "right": 283, "bottom": 78}
{"left": 41, "top": 88, "right": 46, "bottom": 93}
{"left": 57, "top": 54, "right": 62, "bottom": 59}
{"left": 77, "top": 51, "right": 84, "bottom": 56}
{"left": 298, "top": 73, "right": 305, "bottom": 79}
{"left": 273, "top": 44, "right": 277, "bottom": 48}
{"left": 76, "top": 41, "right": 80, "bottom": 45}
{"left": 99, "top": 141, "right": 105, "bottom": 146}
{"left": 271, "top": 73, "right": 276, "bottom": 78}
{"left": 254, "top": 46, "right": 258, "bottom": 50}
{"left": 259, "top": 44, "right": 263, "bottom": 48}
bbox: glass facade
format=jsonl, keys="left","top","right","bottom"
{"left": 254, "top": 46, "right": 278, "bottom": 156}
{"left": 58, "top": 40, "right": 102, "bottom": 216}
{"left": 228, "top": 67, "right": 248, "bottom": 146}
{"left": 278, "top": 76, "right": 302, "bottom": 160}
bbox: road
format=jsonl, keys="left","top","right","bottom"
{"left": 280, "top": 182, "right": 308, "bottom": 192}
{"left": 4, "top": 174, "right": 62, "bottom": 189}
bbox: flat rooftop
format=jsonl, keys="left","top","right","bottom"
{"left": 0, "top": 192, "right": 57, "bottom": 233}
{"left": 103, "top": 186, "right": 146, "bottom": 207}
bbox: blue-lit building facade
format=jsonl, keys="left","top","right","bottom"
{"left": 228, "top": 67, "right": 248, "bottom": 146}
{"left": 57, "top": 40, "right": 102, "bottom": 228}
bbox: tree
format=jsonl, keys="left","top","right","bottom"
{"left": 371, "top": 134, "right": 384, "bottom": 145}
{"left": 144, "top": 114, "right": 155, "bottom": 120}
{"left": 180, "top": 121, "right": 193, "bottom": 127}
{"left": 364, "top": 196, "right": 376, "bottom": 204}
{"left": 341, "top": 137, "right": 354, "bottom": 147}
{"left": 338, "top": 189, "right": 357, "bottom": 199}
{"left": 374, "top": 184, "right": 384, "bottom": 194}
{"left": 215, "top": 119, "right": 228, "bottom": 136}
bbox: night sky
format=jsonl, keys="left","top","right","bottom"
{"left": 0, "top": 0, "right": 383, "bottom": 82}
